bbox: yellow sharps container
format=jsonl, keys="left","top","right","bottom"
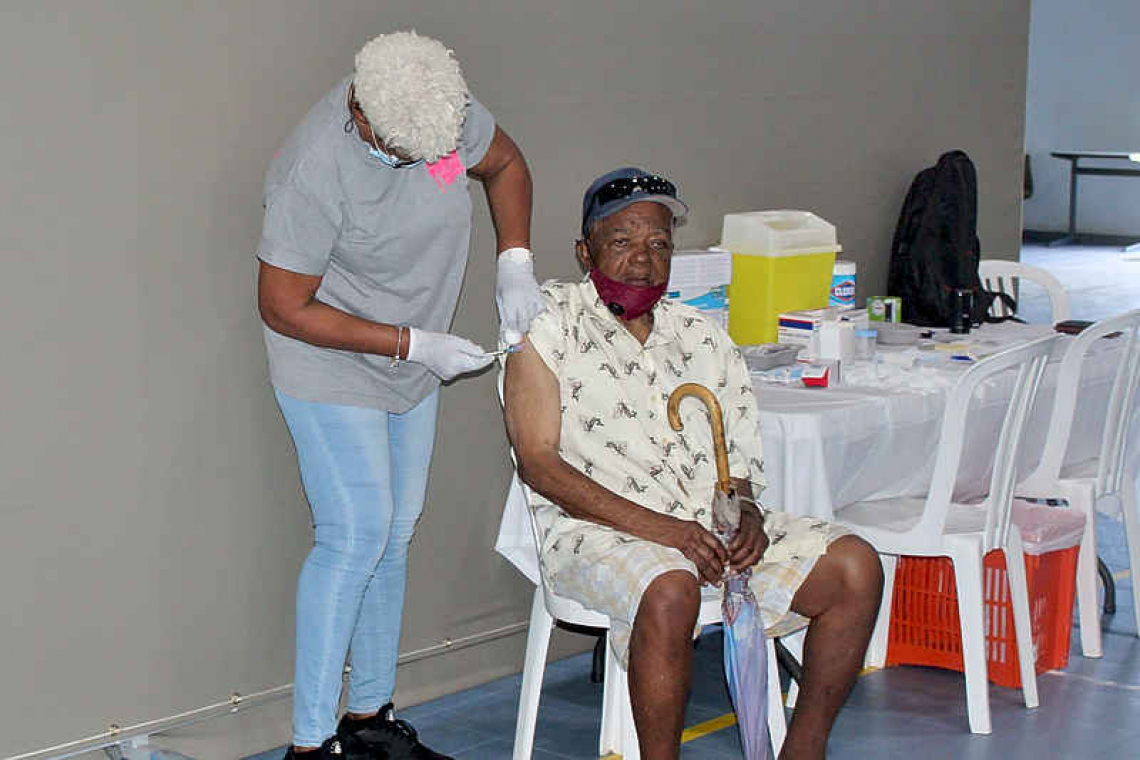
{"left": 722, "top": 210, "right": 841, "bottom": 344}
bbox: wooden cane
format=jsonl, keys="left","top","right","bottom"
{"left": 666, "top": 382, "right": 732, "bottom": 495}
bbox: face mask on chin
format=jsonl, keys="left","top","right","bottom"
{"left": 367, "top": 135, "right": 423, "bottom": 169}
{"left": 589, "top": 268, "right": 667, "bottom": 320}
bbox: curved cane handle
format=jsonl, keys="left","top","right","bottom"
{"left": 667, "top": 382, "right": 732, "bottom": 494}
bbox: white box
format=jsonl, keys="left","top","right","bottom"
{"left": 818, "top": 320, "right": 855, "bottom": 364}
{"left": 667, "top": 248, "right": 733, "bottom": 292}
{"left": 777, "top": 307, "right": 836, "bottom": 352}
{"left": 668, "top": 248, "right": 732, "bottom": 331}
{"left": 777, "top": 306, "right": 868, "bottom": 357}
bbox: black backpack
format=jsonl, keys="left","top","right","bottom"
{"left": 887, "top": 150, "right": 1007, "bottom": 327}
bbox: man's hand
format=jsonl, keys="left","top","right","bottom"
{"left": 656, "top": 517, "right": 729, "bottom": 585}
{"left": 727, "top": 503, "right": 768, "bottom": 574}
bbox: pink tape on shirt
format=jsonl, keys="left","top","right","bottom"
{"left": 426, "top": 151, "right": 464, "bottom": 190}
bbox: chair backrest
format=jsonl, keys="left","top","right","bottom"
{"left": 979, "top": 259, "right": 1071, "bottom": 323}
{"left": 916, "top": 334, "right": 1057, "bottom": 552}
{"left": 1022, "top": 309, "right": 1140, "bottom": 499}
{"left": 496, "top": 370, "right": 618, "bottom": 626}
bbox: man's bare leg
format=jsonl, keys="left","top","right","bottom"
{"left": 781, "top": 535, "right": 883, "bottom": 760}
{"left": 627, "top": 570, "right": 701, "bottom": 760}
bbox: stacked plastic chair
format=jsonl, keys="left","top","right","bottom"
{"left": 1015, "top": 309, "right": 1140, "bottom": 657}
{"left": 833, "top": 334, "right": 1058, "bottom": 734}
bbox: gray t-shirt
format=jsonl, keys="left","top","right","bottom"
{"left": 256, "top": 76, "right": 496, "bottom": 412}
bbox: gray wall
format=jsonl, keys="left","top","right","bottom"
{"left": 0, "top": 1, "right": 1029, "bottom": 754}
{"left": 1024, "top": 0, "right": 1140, "bottom": 236}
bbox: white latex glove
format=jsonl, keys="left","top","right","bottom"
{"left": 495, "top": 247, "right": 545, "bottom": 338}
{"left": 406, "top": 328, "right": 494, "bottom": 381}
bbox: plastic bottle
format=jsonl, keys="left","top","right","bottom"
{"left": 854, "top": 329, "right": 878, "bottom": 362}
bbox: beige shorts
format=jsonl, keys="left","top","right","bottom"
{"left": 544, "top": 511, "right": 852, "bottom": 669}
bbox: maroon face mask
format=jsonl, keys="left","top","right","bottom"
{"left": 589, "top": 268, "right": 667, "bottom": 320}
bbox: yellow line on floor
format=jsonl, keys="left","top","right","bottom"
{"left": 675, "top": 664, "right": 882, "bottom": 746}
{"left": 596, "top": 665, "right": 887, "bottom": 755}
{"left": 1113, "top": 569, "right": 1130, "bottom": 581}
{"left": 681, "top": 711, "right": 738, "bottom": 742}
{"left": 596, "top": 708, "right": 746, "bottom": 757}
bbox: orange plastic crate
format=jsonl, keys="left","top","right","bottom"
{"left": 885, "top": 546, "right": 1078, "bottom": 689}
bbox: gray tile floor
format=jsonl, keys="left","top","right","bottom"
{"left": 151, "top": 242, "right": 1140, "bottom": 760}
{"left": 1018, "top": 243, "right": 1140, "bottom": 323}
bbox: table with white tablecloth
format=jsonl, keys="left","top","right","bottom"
{"left": 756, "top": 323, "right": 1135, "bottom": 522}
{"left": 496, "top": 323, "right": 1137, "bottom": 584}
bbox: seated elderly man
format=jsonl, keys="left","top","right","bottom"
{"left": 503, "top": 167, "right": 882, "bottom": 760}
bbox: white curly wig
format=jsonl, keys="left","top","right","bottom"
{"left": 354, "top": 31, "right": 468, "bottom": 162}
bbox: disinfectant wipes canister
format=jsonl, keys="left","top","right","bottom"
{"left": 829, "top": 260, "right": 856, "bottom": 310}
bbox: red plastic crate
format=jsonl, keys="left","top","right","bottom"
{"left": 885, "top": 546, "right": 1078, "bottom": 688}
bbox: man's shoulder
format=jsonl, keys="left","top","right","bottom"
{"left": 525, "top": 281, "right": 585, "bottom": 353}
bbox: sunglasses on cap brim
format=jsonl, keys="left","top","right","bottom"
{"left": 590, "top": 175, "right": 678, "bottom": 210}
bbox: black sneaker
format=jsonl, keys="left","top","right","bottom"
{"left": 283, "top": 735, "right": 348, "bottom": 759}
{"left": 336, "top": 703, "right": 453, "bottom": 760}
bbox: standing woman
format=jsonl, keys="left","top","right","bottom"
{"left": 256, "top": 32, "right": 542, "bottom": 759}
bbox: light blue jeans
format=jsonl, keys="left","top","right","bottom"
{"left": 274, "top": 389, "right": 439, "bottom": 748}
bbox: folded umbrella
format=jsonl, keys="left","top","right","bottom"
{"left": 668, "top": 383, "right": 769, "bottom": 760}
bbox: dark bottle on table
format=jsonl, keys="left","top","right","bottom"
{"left": 949, "top": 288, "right": 973, "bottom": 334}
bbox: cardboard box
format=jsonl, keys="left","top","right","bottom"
{"left": 778, "top": 307, "right": 870, "bottom": 357}
{"left": 668, "top": 248, "right": 732, "bottom": 292}
{"left": 668, "top": 249, "right": 732, "bottom": 330}
{"left": 777, "top": 307, "right": 836, "bottom": 350}
{"left": 868, "top": 296, "right": 902, "bottom": 323}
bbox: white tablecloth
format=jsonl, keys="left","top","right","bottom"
{"left": 496, "top": 323, "right": 1137, "bottom": 584}
{"left": 757, "top": 323, "right": 1134, "bottom": 520}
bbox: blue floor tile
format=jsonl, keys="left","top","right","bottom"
{"left": 243, "top": 615, "right": 1140, "bottom": 759}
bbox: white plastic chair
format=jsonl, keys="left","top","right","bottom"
{"left": 498, "top": 377, "right": 789, "bottom": 759}
{"left": 979, "top": 259, "right": 1071, "bottom": 323}
{"left": 833, "top": 334, "right": 1057, "bottom": 734}
{"left": 1015, "top": 309, "right": 1140, "bottom": 657}
{"left": 506, "top": 472, "right": 789, "bottom": 760}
